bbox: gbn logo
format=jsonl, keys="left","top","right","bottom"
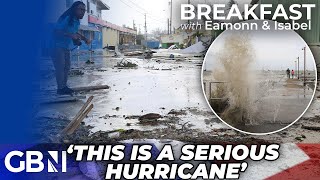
{"left": 4, "top": 151, "right": 67, "bottom": 173}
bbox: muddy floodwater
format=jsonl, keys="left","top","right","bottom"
{"left": 39, "top": 55, "right": 227, "bottom": 134}
{"left": 203, "top": 70, "right": 316, "bottom": 133}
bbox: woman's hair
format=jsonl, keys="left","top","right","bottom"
{"left": 58, "top": 1, "right": 85, "bottom": 25}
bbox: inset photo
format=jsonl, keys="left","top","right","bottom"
{"left": 202, "top": 21, "right": 317, "bottom": 135}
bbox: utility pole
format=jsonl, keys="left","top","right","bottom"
{"left": 144, "top": 13, "right": 147, "bottom": 42}
{"left": 133, "top": 20, "right": 135, "bottom": 30}
{"left": 167, "top": 18, "right": 170, "bottom": 35}
{"left": 303, "top": 46, "right": 306, "bottom": 86}
{"left": 295, "top": 60, "right": 297, "bottom": 79}
{"left": 297, "top": 57, "right": 299, "bottom": 79}
{"left": 138, "top": 24, "right": 141, "bottom": 35}
{"left": 133, "top": 20, "right": 136, "bottom": 45}
{"left": 187, "top": 0, "right": 190, "bottom": 24}
{"left": 170, "top": 0, "right": 173, "bottom": 34}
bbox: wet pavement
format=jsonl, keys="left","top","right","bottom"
{"left": 35, "top": 54, "right": 320, "bottom": 143}
{"left": 203, "top": 71, "right": 316, "bottom": 133}
{"left": 242, "top": 77, "right": 315, "bottom": 133}
{"left": 39, "top": 55, "right": 227, "bottom": 134}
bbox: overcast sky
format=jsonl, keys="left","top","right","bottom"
{"left": 102, "top": 0, "right": 253, "bottom": 32}
{"left": 204, "top": 21, "right": 316, "bottom": 71}
{"left": 102, "top": 0, "right": 171, "bottom": 32}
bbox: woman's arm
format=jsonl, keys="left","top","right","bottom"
{"left": 54, "top": 30, "right": 80, "bottom": 40}
{"left": 77, "top": 33, "right": 92, "bottom": 45}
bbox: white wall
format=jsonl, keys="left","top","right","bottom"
{"left": 103, "top": 27, "right": 120, "bottom": 47}
{"left": 89, "top": 2, "right": 98, "bottom": 16}
{"left": 88, "top": 0, "right": 104, "bottom": 18}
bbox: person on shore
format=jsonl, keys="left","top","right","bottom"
{"left": 286, "top": 68, "right": 290, "bottom": 79}
{"left": 52, "top": 1, "right": 91, "bottom": 95}
{"left": 291, "top": 69, "right": 295, "bottom": 79}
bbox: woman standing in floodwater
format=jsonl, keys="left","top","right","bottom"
{"left": 52, "top": 1, "right": 91, "bottom": 95}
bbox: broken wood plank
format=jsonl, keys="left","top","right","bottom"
{"left": 39, "top": 96, "right": 78, "bottom": 104}
{"left": 62, "top": 96, "right": 94, "bottom": 134}
{"left": 72, "top": 85, "right": 110, "bottom": 92}
{"left": 302, "top": 125, "right": 320, "bottom": 131}
{"left": 66, "top": 104, "right": 94, "bottom": 135}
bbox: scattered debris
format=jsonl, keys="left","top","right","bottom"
{"left": 115, "top": 59, "right": 138, "bottom": 68}
{"left": 37, "top": 96, "right": 79, "bottom": 104}
{"left": 138, "top": 113, "right": 162, "bottom": 123}
{"left": 108, "top": 131, "right": 120, "bottom": 138}
{"left": 85, "top": 60, "right": 94, "bottom": 64}
{"left": 124, "top": 51, "right": 143, "bottom": 56}
{"left": 168, "top": 109, "right": 187, "bottom": 116}
{"left": 69, "top": 69, "right": 84, "bottom": 76}
{"left": 99, "top": 114, "right": 118, "bottom": 119}
{"left": 302, "top": 125, "right": 320, "bottom": 131}
{"left": 62, "top": 96, "right": 94, "bottom": 135}
{"left": 295, "top": 136, "right": 304, "bottom": 141}
{"left": 168, "top": 45, "right": 179, "bottom": 50}
{"left": 180, "top": 121, "right": 191, "bottom": 132}
{"left": 37, "top": 54, "right": 320, "bottom": 144}
{"left": 204, "top": 118, "right": 220, "bottom": 125}
{"left": 181, "top": 41, "right": 206, "bottom": 54}
{"left": 97, "top": 69, "right": 107, "bottom": 72}
{"left": 125, "top": 115, "right": 140, "bottom": 119}
{"left": 72, "top": 85, "right": 110, "bottom": 92}
{"left": 143, "top": 51, "right": 153, "bottom": 59}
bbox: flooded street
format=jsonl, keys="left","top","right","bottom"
{"left": 8, "top": 1, "right": 320, "bottom": 179}
{"left": 33, "top": 53, "right": 320, "bottom": 146}
{"left": 40, "top": 55, "right": 227, "bottom": 134}
{"left": 36, "top": 53, "right": 320, "bottom": 143}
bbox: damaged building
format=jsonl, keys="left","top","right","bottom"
{"left": 41, "top": 0, "right": 136, "bottom": 58}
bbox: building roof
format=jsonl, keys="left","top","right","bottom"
{"left": 88, "top": 15, "right": 137, "bottom": 34}
{"left": 97, "top": 0, "right": 110, "bottom": 10}
{"left": 80, "top": 24, "right": 100, "bottom": 32}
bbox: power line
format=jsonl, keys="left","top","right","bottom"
{"left": 119, "top": 0, "right": 144, "bottom": 15}
{"left": 118, "top": 0, "right": 166, "bottom": 23}
{"left": 125, "top": 0, "right": 149, "bottom": 12}
{"left": 125, "top": 0, "right": 167, "bottom": 22}
{"left": 146, "top": 15, "right": 167, "bottom": 24}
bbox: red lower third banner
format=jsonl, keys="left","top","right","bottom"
{"left": 266, "top": 144, "right": 320, "bottom": 180}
